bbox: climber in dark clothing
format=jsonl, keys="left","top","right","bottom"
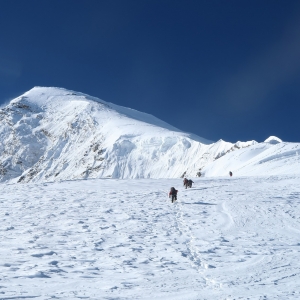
{"left": 169, "top": 187, "right": 178, "bottom": 203}
{"left": 183, "top": 178, "right": 188, "bottom": 189}
{"left": 188, "top": 179, "right": 194, "bottom": 188}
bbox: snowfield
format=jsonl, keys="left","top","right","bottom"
{"left": 1, "top": 175, "right": 300, "bottom": 299}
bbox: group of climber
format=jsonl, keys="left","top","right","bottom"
{"left": 168, "top": 177, "right": 194, "bottom": 203}
{"left": 183, "top": 177, "right": 194, "bottom": 189}
{"left": 169, "top": 171, "right": 233, "bottom": 203}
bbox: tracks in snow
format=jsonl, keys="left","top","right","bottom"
{"left": 171, "top": 188, "right": 222, "bottom": 288}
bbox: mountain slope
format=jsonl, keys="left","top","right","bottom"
{"left": 202, "top": 141, "right": 300, "bottom": 177}
{"left": 0, "top": 86, "right": 295, "bottom": 183}
{"left": 0, "top": 87, "right": 235, "bottom": 182}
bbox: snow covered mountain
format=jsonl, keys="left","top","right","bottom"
{"left": 202, "top": 139, "right": 300, "bottom": 177}
{"left": 0, "top": 87, "right": 298, "bottom": 183}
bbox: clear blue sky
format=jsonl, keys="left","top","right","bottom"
{"left": 1, "top": 0, "right": 299, "bottom": 142}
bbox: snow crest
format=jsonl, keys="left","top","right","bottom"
{"left": 264, "top": 135, "right": 282, "bottom": 144}
{"left": 0, "top": 87, "right": 298, "bottom": 182}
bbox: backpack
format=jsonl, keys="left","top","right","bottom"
{"left": 171, "top": 187, "right": 178, "bottom": 195}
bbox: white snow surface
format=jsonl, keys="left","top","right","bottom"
{"left": 0, "top": 86, "right": 299, "bottom": 183}
{"left": 0, "top": 86, "right": 269, "bottom": 183}
{"left": 264, "top": 136, "right": 283, "bottom": 144}
{"left": 202, "top": 142, "right": 300, "bottom": 177}
{"left": 1, "top": 87, "right": 300, "bottom": 299}
{"left": 1, "top": 175, "right": 300, "bottom": 299}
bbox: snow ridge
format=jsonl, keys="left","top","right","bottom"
{"left": 0, "top": 87, "right": 298, "bottom": 183}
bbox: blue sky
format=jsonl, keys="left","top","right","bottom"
{"left": 0, "top": 0, "right": 300, "bottom": 142}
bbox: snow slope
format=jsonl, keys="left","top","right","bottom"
{"left": 202, "top": 141, "right": 300, "bottom": 177}
{"left": 0, "top": 87, "right": 255, "bottom": 183}
{"left": 1, "top": 175, "right": 300, "bottom": 299}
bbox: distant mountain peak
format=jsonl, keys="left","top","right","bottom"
{"left": 264, "top": 136, "right": 282, "bottom": 144}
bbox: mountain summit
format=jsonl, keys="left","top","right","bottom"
{"left": 0, "top": 87, "right": 297, "bottom": 183}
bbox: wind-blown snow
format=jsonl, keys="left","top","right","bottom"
{"left": 1, "top": 175, "right": 300, "bottom": 299}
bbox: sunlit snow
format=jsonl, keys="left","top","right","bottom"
{"left": 1, "top": 87, "right": 300, "bottom": 299}
{"left": 0, "top": 87, "right": 260, "bottom": 183}
{"left": 1, "top": 176, "right": 300, "bottom": 299}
